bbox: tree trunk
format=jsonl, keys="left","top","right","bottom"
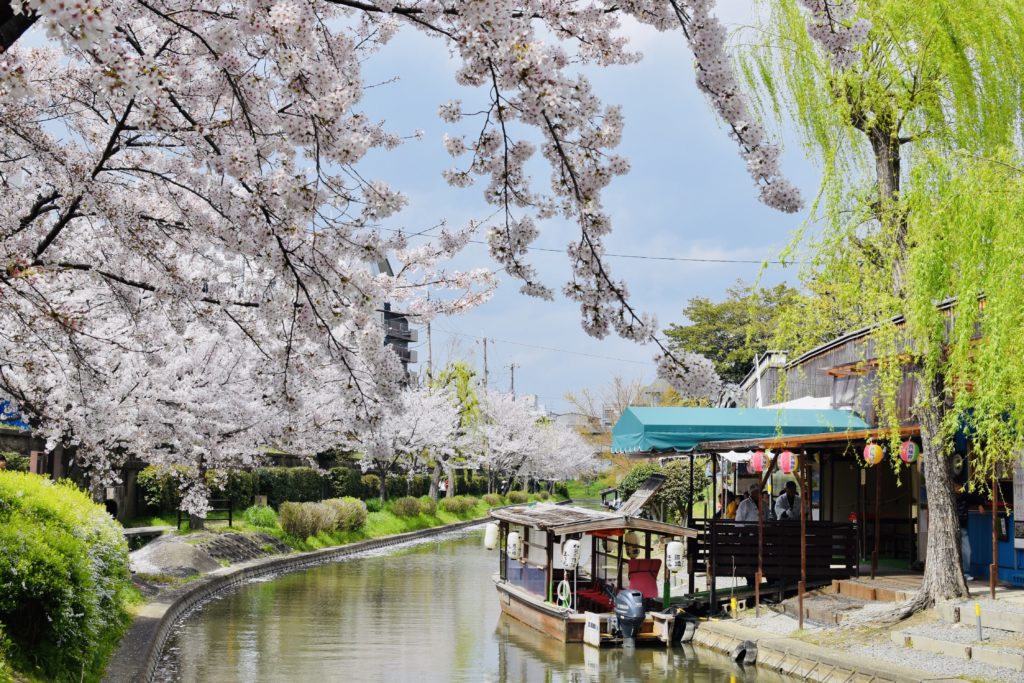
{"left": 429, "top": 460, "right": 441, "bottom": 502}
{"left": 189, "top": 461, "right": 208, "bottom": 530}
{"left": 445, "top": 463, "right": 456, "bottom": 499}
{"left": 379, "top": 471, "right": 387, "bottom": 503}
{"left": 898, "top": 379, "right": 967, "bottom": 616}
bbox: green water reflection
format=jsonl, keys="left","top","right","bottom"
{"left": 154, "top": 530, "right": 789, "bottom": 683}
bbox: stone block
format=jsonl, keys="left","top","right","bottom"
{"left": 972, "top": 645, "right": 1024, "bottom": 671}
{"left": 907, "top": 633, "right": 971, "bottom": 660}
{"left": 889, "top": 631, "right": 911, "bottom": 647}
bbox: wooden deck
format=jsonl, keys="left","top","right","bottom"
{"left": 832, "top": 573, "right": 1021, "bottom": 602}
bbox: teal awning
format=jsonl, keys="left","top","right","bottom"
{"left": 611, "top": 407, "right": 870, "bottom": 454}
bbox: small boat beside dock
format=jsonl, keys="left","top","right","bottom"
{"left": 487, "top": 476, "right": 699, "bottom": 648}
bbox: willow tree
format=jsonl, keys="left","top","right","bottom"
{"left": 741, "top": 0, "right": 1024, "bottom": 611}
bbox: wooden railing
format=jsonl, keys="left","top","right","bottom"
{"left": 688, "top": 519, "right": 859, "bottom": 583}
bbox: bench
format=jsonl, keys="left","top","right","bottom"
{"left": 177, "top": 498, "right": 233, "bottom": 529}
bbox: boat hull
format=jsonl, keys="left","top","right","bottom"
{"left": 493, "top": 578, "right": 671, "bottom": 646}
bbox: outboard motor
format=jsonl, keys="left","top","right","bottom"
{"left": 614, "top": 589, "right": 646, "bottom": 646}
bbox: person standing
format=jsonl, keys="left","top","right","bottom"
{"left": 736, "top": 484, "right": 760, "bottom": 522}
{"left": 774, "top": 481, "right": 801, "bottom": 521}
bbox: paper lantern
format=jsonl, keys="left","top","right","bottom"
{"left": 899, "top": 440, "right": 920, "bottom": 464}
{"left": 749, "top": 450, "right": 767, "bottom": 473}
{"left": 863, "top": 443, "right": 884, "bottom": 466}
{"left": 778, "top": 450, "right": 797, "bottom": 474}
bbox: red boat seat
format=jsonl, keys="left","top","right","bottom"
{"left": 627, "top": 559, "right": 662, "bottom": 600}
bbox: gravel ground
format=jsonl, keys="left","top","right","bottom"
{"left": 846, "top": 641, "right": 1024, "bottom": 682}
{"left": 736, "top": 611, "right": 820, "bottom": 635}
{"left": 903, "top": 621, "right": 1023, "bottom": 648}
{"left": 956, "top": 596, "right": 1024, "bottom": 615}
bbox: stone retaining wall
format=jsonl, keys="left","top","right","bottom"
{"left": 692, "top": 620, "right": 939, "bottom": 683}
{"left": 103, "top": 518, "right": 486, "bottom": 683}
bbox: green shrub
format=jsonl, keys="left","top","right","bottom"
{"left": 361, "top": 474, "right": 381, "bottom": 499}
{"left": 506, "top": 490, "right": 529, "bottom": 504}
{"left": 438, "top": 495, "right": 477, "bottom": 515}
{"left": 0, "top": 472, "right": 132, "bottom": 681}
{"left": 325, "top": 497, "right": 367, "bottom": 532}
{"left": 0, "top": 451, "right": 28, "bottom": 472}
{"left": 385, "top": 475, "right": 408, "bottom": 499}
{"left": 555, "top": 483, "right": 569, "bottom": 499}
{"left": 537, "top": 490, "right": 551, "bottom": 500}
{"left": 278, "top": 502, "right": 337, "bottom": 538}
{"left": 417, "top": 496, "right": 436, "bottom": 516}
{"left": 257, "top": 467, "right": 325, "bottom": 507}
{"left": 412, "top": 474, "right": 431, "bottom": 497}
{"left": 210, "top": 470, "right": 257, "bottom": 511}
{"left": 242, "top": 505, "right": 278, "bottom": 528}
{"left": 365, "top": 498, "right": 383, "bottom": 512}
{"left": 391, "top": 496, "right": 421, "bottom": 517}
{"left": 483, "top": 493, "right": 503, "bottom": 507}
{"left": 329, "top": 467, "right": 362, "bottom": 499}
{"left": 137, "top": 464, "right": 186, "bottom": 513}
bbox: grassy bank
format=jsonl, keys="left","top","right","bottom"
{"left": 124, "top": 490, "right": 564, "bottom": 555}
{"left": 267, "top": 499, "right": 495, "bottom": 551}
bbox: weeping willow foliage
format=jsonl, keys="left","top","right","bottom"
{"left": 739, "top": 0, "right": 1024, "bottom": 478}
{"left": 905, "top": 154, "right": 1024, "bottom": 481}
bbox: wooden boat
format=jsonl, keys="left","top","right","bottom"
{"left": 488, "top": 476, "right": 698, "bottom": 647}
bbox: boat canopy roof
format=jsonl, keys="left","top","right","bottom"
{"left": 489, "top": 503, "right": 696, "bottom": 539}
{"left": 611, "top": 406, "right": 870, "bottom": 454}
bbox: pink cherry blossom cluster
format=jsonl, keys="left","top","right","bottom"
{"left": 798, "top": 0, "right": 871, "bottom": 69}
{"left": 0, "top": 0, "right": 810, "bottom": 504}
{"left": 471, "top": 389, "right": 598, "bottom": 482}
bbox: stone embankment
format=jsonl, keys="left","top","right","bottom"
{"left": 693, "top": 585, "right": 1024, "bottom": 683}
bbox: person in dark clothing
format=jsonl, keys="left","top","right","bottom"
{"left": 957, "top": 485, "right": 986, "bottom": 581}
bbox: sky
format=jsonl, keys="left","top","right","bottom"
{"left": 356, "top": 3, "right": 824, "bottom": 414}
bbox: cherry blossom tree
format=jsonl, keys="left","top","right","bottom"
{"left": 351, "top": 384, "right": 461, "bottom": 502}
{"left": 0, "top": 0, "right": 841, "bottom": 496}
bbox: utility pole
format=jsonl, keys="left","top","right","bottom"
{"left": 509, "top": 362, "right": 519, "bottom": 399}
{"left": 426, "top": 293, "right": 432, "bottom": 381}
{"left": 483, "top": 337, "right": 489, "bottom": 389}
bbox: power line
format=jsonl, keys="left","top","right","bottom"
{"left": 435, "top": 326, "right": 655, "bottom": 366}
{"left": 382, "top": 226, "right": 788, "bottom": 265}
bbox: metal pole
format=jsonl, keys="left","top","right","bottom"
{"left": 991, "top": 473, "right": 999, "bottom": 600}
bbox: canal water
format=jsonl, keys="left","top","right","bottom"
{"left": 154, "top": 528, "right": 790, "bottom": 683}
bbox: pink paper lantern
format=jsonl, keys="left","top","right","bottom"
{"left": 778, "top": 450, "right": 797, "bottom": 475}
{"left": 863, "top": 443, "right": 884, "bottom": 466}
{"left": 749, "top": 450, "right": 767, "bottom": 473}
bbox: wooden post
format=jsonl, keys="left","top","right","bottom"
{"left": 546, "top": 532, "right": 554, "bottom": 603}
{"left": 710, "top": 454, "right": 718, "bottom": 612}
{"left": 798, "top": 456, "right": 808, "bottom": 630}
{"left": 872, "top": 463, "right": 881, "bottom": 580}
{"left": 644, "top": 531, "right": 651, "bottom": 559}
{"left": 991, "top": 473, "right": 999, "bottom": 600}
{"left": 755, "top": 451, "right": 779, "bottom": 617}
{"left": 616, "top": 533, "right": 625, "bottom": 592}
{"left": 591, "top": 535, "right": 599, "bottom": 585}
{"left": 687, "top": 454, "right": 694, "bottom": 525}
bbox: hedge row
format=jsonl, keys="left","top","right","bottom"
{"left": 0, "top": 472, "right": 133, "bottom": 682}
{"left": 138, "top": 464, "right": 570, "bottom": 514}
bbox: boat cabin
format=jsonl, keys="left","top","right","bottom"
{"left": 489, "top": 477, "right": 697, "bottom": 646}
